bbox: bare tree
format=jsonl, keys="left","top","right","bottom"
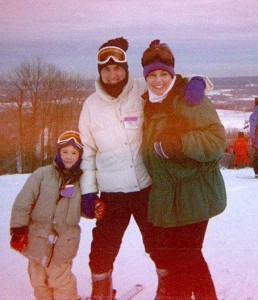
{"left": 1, "top": 58, "right": 86, "bottom": 173}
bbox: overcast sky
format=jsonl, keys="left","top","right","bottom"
{"left": 1, "top": 0, "right": 258, "bottom": 78}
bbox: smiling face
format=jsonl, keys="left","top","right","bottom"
{"left": 59, "top": 145, "right": 80, "bottom": 169}
{"left": 100, "top": 64, "right": 127, "bottom": 85}
{"left": 146, "top": 69, "right": 173, "bottom": 96}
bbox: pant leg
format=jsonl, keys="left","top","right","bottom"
{"left": 28, "top": 260, "right": 53, "bottom": 300}
{"left": 253, "top": 149, "right": 258, "bottom": 174}
{"left": 243, "top": 154, "right": 249, "bottom": 165}
{"left": 89, "top": 192, "right": 132, "bottom": 274}
{"left": 154, "top": 221, "right": 217, "bottom": 299}
{"left": 47, "top": 262, "right": 78, "bottom": 300}
{"left": 130, "top": 187, "right": 159, "bottom": 257}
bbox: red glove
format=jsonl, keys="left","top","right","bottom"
{"left": 10, "top": 226, "right": 28, "bottom": 253}
{"left": 94, "top": 198, "right": 105, "bottom": 220}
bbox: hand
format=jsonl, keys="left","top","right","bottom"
{"left": 81, "top": 193, "right": 96, "bottom": 218}
{"left": 10, "top": 226, "right": 28, "bottom": 253}
{"left": 155, "top": 114, "right": 189, "bottom": 159}
{"left": 94, "top": 198, "right": 105, "bottom": 220}
{"left": 81, "top": 193, "right": 105, "bottom": 219}
{"left": 181, "top": 76, "right": 206, "bottom": 106}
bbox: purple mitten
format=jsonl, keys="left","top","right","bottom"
{"left": 81, "top": 193, "right": 96, "bottom": 219}
{"left": 181, "top": 76, "right": 206, "bottom": 106}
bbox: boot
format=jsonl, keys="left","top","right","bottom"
{"left": 91, "top": 270, "right": 115, "bottom": 300}
{"left": 154, "top": 268, "right": 170, "bottom": 300}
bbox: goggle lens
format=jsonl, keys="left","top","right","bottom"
{"left": 97, "top": 47, "right": 127, "bottom": 64}
{"left": 57, "top": 131, "right": 83, "bottom": 149}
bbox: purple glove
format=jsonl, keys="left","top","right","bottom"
{"left": 81, "top": 193, "right": 97, "bottom": 219}
{"left": 181, "top": 76, "right": 206, "bottom": 106}
{"left": 154, "top": 142, "right": 168, "bottom": 159}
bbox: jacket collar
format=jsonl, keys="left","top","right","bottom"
{"left": 95, "top": 75, "right": 134, "bottom": 102}
{"left": 143, "top": 74, "right": 186, "bottom": 119}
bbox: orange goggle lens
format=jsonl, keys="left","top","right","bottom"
{"left": 97, "top": 46, "right": 127, "bottom": 64}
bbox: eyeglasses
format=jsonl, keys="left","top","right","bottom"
{"left": 97, "top": 46, "right": 127, "bottom": 65}
{"left": 57, "top": 131, "right": 83, "bottom": 149}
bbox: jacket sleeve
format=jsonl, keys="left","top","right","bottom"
{"left": 78, "top": 100, "right": 98, "bottom": 194}
{"left": 182, "top": 97, "right": 226, "bottom": 162}
{"left": 249, "top": 113, "right": 258, "bottom": 142}
{"left": 10, "top": 169, "right": 43, "bottom": 228}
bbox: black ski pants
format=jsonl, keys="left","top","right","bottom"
{"left": 150, "top": 220, "right": 218, "bottom": 299}
{"left": 89, "top": 186, "right": 156, "bottom": 274}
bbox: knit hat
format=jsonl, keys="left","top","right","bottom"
{"left": 57, "top": 131, "right": 83, "bottom": 157}
{"left": 97, "top": 37, "right": 129, "bottom": 74}
{"left": 141, "top": 39, "right": 175, "bottom": 78}
{"left": 255, "top": 97, "right": 258, "bottom": 106}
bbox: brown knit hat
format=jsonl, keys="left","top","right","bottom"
{"left": 141, "top": 39, "right": 175, "bottom": 78}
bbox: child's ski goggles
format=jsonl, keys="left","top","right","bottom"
{"left": 57, "top": 131, "right": 83, "bottom": 149}
{"left": 97, "top": 46, "right": 127, "bottom": 65}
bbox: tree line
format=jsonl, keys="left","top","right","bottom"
{"left": 0, "top": 58, "right": 93, "bottom": 175}
{"left": 0, "top": 58, "right": 254, "bottom": 174}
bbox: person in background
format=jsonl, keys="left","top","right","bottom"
{"left": 78, "top": 37, "right": 212, "bottom": 300}
{"left": 249, "top": 97, "right": 258, "bottom": 177}
{"left": 232, "top": 131, "right": 249, "bottom": 168}
{"left": 10, "top": 131, "right": 84, "bottom": 300}
{"left": 141, "top": 39, "right": 227, "bottom": 300}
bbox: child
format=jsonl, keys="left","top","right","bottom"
{"left": 10, "top": 130, "right": 84, "bottom": 300}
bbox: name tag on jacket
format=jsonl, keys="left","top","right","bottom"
{"left": 124, "top": 117, "right": 138, "bottom": 129}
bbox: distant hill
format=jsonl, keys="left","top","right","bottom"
{"left": 208, "top": 76, "right": 258, "bottom": 111}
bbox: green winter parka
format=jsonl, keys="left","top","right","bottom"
{"left": 142, "top": 75, "right": 227, "bottom": 227}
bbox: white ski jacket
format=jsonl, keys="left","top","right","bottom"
{"left": 78, "top": 76, "right": 152, "bottom": 194}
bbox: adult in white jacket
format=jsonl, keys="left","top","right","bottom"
{"left": 78, "top": 37, "right": 208, "bottom": 300}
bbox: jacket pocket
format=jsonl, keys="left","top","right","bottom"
{"left": 52, "top": 226, "right": 81, "bottom": 264}
{"left": 23, "top": 223, "right": 56, "bottom": 267}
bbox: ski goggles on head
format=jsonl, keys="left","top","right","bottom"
{"left": 97, "top": 46, "right": 127, "bottom": 65}
{"left": 57, "top": 131, "right": 83, "bottom": 149}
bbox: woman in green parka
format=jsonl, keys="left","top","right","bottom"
{"left": 141, "top": 40, "right": 227, "bottom": 300}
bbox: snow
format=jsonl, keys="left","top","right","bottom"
{"left": 217, "top": 109, "right": 251, "bottom": 131}
{"left": 1, "top": 109, "right": 258, "bottom": 299}
{"left": 1, "top": 168, "right": 258, "bottom": 299}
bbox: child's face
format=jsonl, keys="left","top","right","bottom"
{"left": 59, "top": 145, "right": 80, "bottom": 169}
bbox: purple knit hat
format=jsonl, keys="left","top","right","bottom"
{"left": 141, "top": 39, "right": 175, "bottom": 78}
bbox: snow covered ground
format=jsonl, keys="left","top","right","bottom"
{"left": 1, "top": 109, "right": 257, "bottom": 299}
{"left": 217, "top": 109, "right": 251, "bottom": 131}
{"left": 1, "top": 168, "right": 258, "bottom": 299}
